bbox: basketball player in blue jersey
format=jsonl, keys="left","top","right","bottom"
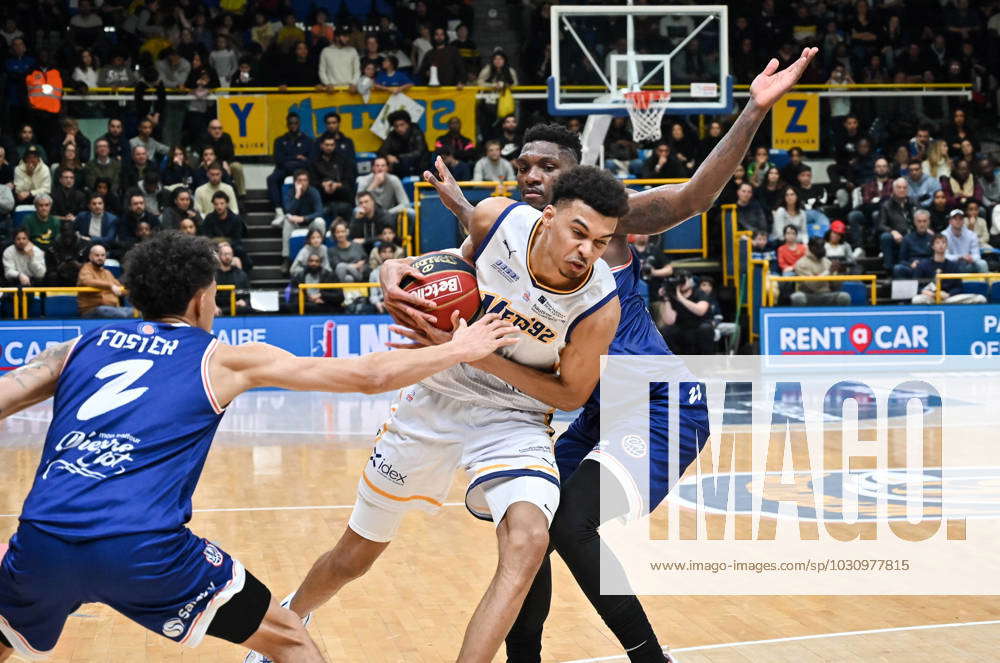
{"left": 0, "top": 231, "right": 519, "bottom": 663}
{"left": 380, "top": 47, "right": 819, "bottom": 662}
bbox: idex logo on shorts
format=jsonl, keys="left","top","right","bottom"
{"left": 370, "top": 448, "right": 406, "bottom": 485}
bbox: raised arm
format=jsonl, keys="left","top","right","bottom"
{"left": 209, "top": 313, "right": 518, "bottom": 405}
{"left": 0, "top": 339, "right": 76, "bottom": 419}
{"left": 469, "top": 297, "right": 619, "bottom": 411}
{"left": 618, "top": 47, "right": 818, "bottom": 236}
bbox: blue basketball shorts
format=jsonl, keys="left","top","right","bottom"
{"left": 555, "top": 382, "right": 710, "bottom": 517}
{"left": 0, "top": 523, "right": 247, "bottom": 660}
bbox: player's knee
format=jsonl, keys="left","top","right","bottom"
{"left": 500, "top": 520, "right": 549, "bottom": 573}
{"left": 258, "top": 607, "right": 313, "bottom": 656}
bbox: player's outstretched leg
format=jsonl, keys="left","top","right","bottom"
{"left": 241, "top": 599, "right": 326, "bottom": 663}
{"left": 289, "top": 525, "right": 391, "bottom": 618}
{"left": 457, "top": 501, "right": 550, "bottom": 663}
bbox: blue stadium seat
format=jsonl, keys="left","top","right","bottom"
{"left": 287, "top": 230, "right": 309, "bottom": 260}
{"left": 356, "top": 152, "right": 377, "bottom": 176}
{"left": 105, "top": 259, "right": 122, "bottom": 278}
{"left": 961, "top": 281, "right": 988, "bottom": 298}
{"left": 769, "top": 149, "right": 790, "bottom": 168}
{"left": 13, "top": 205, "right": 33, "bottom": 228}
{"left": 989, "top": 282, "right": 1000, "bottom": 303}
{"left": 840, "top": 281, "right": 869, "bottom": 305}
{"left": 402, "top": 175, "right": 420, "bottom": 202}
{"left": 281, "top": 176, "right": 293, "bottom": 203}
{"left": 43, "top": 295, "right": 79, "bottom": 318}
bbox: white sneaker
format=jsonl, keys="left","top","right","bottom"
{"left": 270, "top": 209, "right": 285, "bottom": 227}
{"left": 243, "top": 593, "right": 312, "bottom": 663}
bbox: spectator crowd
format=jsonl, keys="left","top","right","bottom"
{"left": 1, "top": 0, "right": 999, "bottom": 329}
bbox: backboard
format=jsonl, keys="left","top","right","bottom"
{"left": 547, "top": 4, "right": 732, "bottom": 117}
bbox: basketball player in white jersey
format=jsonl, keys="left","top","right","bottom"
{"left": 245, "top": 167, "right": 630, "bottom": 663}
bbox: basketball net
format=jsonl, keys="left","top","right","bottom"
{"left": 623, "top": 90, "right": 671, "bottom": 142}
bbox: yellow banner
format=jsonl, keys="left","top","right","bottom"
{"left": 771, "top": 93, "right": 820, "bottom": 151}
{"left": 216, "top": 95, "right": 269, "bottom": 156}
{"left": 219, "top": 87, "right": 477, "bottom": 156}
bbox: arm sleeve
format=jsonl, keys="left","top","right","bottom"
{"left": 473, "top": 159, "right": 484, "bottom": 181}
{"left": 389, "top": 176, "right": 410, "bottom": 213}
{"left": 33, "top": 166, "right": 51, "bottom": 196}
{"left": 302, "top": 189, "right": 322, "bottom": 221}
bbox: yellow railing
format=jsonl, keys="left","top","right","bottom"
{"left": 1, "top": 287, "right": 19, "bottom": 320}
{"left": 413, "top": 177, "right": 706, "bottom": 258}
{"left": 14, "top": 285, "right": 236, "bottom": 319}
{"left": 298, "top": 282, "right": 379, "bottom": 315}
{"left": 933, "top": 273, "right": 1000, "bottom": 304}
{"left": 764, "top": 274, "right": 877, "bottom": 307}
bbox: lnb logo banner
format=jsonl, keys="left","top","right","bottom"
{"left": 596, "top": 355, "right": 1000, "bottom": 596}
{"left": 765, "top": 311, "right": 945, "bottom": 356}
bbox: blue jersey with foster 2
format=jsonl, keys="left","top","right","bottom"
{"left": 19, "top": 321, "right": 226, "bottom": 541}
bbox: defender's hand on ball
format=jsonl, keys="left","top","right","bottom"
{"left": 389, "top": 312, "right": 518, "bottom": 362}
{"left": 750, "top": 46, "right": 819, "bottom": 110}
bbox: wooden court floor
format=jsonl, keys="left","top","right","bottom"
{"left": 1, "top": 392, "right": 998, "bottom": 662}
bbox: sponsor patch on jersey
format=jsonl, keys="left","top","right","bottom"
{"left": 531, "top": 295, "right": 567, "bottom": 323}
{"left": 490, "top": 259, "right": 520, "bottom": 283}
{"left": 137, "top": 322, "right": 156, "bottom": 335}
{"left": 162, "top": 618, "right": 185, "bottom": 638}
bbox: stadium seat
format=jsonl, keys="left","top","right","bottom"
{"left": 281, "top": 176, "right": 293, "bottom": 203}
{"left": 287, "top": 229, "right": 311, "bottom": 259}
{"left": 961, "top": 281, "right": 988, "bottom": 298}
{"left": 840, "top": 281, "right": 868, "bottom": 305}
{"left": 13, "top": 205, "right": 33, "bottom": 228}
{"left": 769, "top": 149, "right": 790, "bottom": 168}
{"left": 105, "top": 259, "right": 122, "bottom": 277}
{"left": 402, "top": 175, "right": 420, "bottom": 202}
{"left": 989, "top": 282, "right": 1000, "bottom": 303}
{"left": 356, "top": 152, "right": 377, "bottom": 176}
{"left": 43, "top": 295, "right": 79, "bottom": 318}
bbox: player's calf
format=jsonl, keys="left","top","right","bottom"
{"left": 241, "top": 600, "right": 326, "bottom": 663}
{"left": 289, "top": 524, "right": 391, "bottom": 618}
{"left": 0, "top": 641, "right": 12, "bottom": 663}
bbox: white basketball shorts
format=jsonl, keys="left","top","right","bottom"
{"left": 351, "top": 383, "right": 561, "bottom": 542}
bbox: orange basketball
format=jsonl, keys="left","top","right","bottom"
{"left": 399, "top": 252, "right": 481, "bottom": 331}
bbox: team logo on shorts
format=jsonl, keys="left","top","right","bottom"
{"left": 203, "top": 542, "right": 224, "bottom": 567}
{"left": 621, "top": 434, "right": 647, "bottom": 458}
{"left": 162, "top": 618, "right": 185, "bottom": 638}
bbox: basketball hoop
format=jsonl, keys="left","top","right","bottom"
{"left": 623, "top": 90, "right": 671, "bottom": 142}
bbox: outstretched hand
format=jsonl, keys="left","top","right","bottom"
{"left": 423, "top": 155, "right": 472, "bottom": 221}
{"left": 749, "top": 47, "right": 819, "bottom": 110}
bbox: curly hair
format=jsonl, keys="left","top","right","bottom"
{"left": 386, "top": 110, "right": 412, "bottom": 125}
{"left": 551, "top": 166, "right": 629, "bottom": 219}
{"left": 522, "top": 123, "right": 582, "bottom": 163}
{"left": 123, "top": 231, "right": 218, "bottom": 319}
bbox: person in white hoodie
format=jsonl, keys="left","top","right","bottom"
{"left": 318, "top": 27, "right": 360, "bottom": 90}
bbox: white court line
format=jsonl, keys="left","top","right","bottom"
{"left": 560, "top": 619, "right": 1000, "bottom": 662}
{"left": 0, "top": 502, "right": 469, "bottom": 518}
